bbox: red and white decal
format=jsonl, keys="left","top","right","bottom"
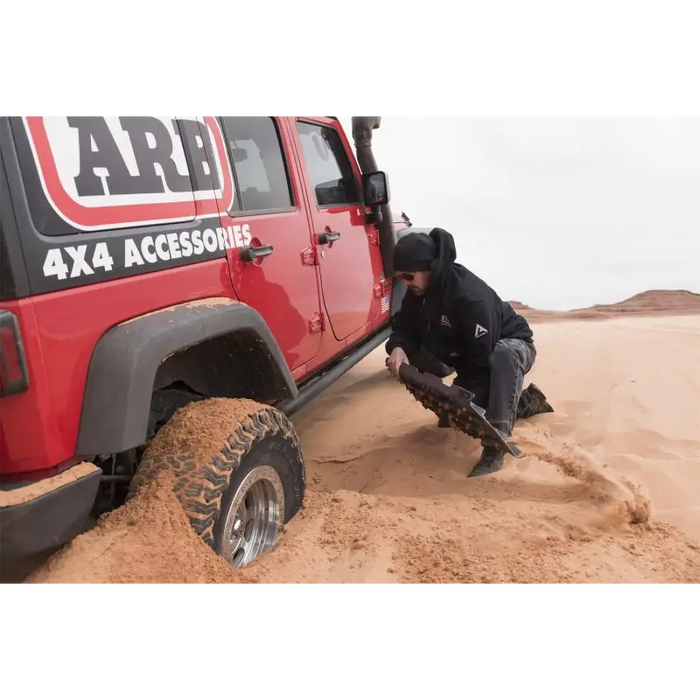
{"left": 23, "top": 116, "right": 235, "bottom": 231}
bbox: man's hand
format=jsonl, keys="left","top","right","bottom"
{"left": 386, "top": 347, "right": 409, "bottom": 379}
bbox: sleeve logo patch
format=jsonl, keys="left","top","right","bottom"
{"left": 475, "top": 323, "right": 489, "bottom": 338}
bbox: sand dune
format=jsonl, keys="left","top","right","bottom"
{"left": 28, "top": 312, "right": 700, "bottom": 584}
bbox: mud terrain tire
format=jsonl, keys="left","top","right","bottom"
{"left": 128, "top": 398, "right": 305, "bottom": 567}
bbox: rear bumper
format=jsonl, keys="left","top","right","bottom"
{"left": 0, "top": 462, "right": 101, "bottom": 582}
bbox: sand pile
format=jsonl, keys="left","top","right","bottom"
{"left": 27, "top": 471, "right": 241, "bottom": 584}
{"left": 30, "top": 438, "right": 697, "bottom": 584}
{"left": 27, "top": 313, "right": 700, "bottom": 584}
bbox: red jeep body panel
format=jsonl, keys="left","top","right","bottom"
{"left": 0, "top": 114, "right": 389, "bottom": 480}
{"left": 0, "top": 114, "right": 400, "bottom": 572}
{"left": 0, "top": 260, "right": 234, "bottom": 477}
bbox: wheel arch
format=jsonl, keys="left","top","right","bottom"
{"left": 76, "top": 297, "right": 298, "bottom": 456}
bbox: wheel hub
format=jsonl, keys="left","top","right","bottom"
{"left": 220, "top": 465, "right": 285, "bottom": 568}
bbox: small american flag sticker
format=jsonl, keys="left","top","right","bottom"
{"left": 381, "top": 295, "right": 390, "bottom": 313}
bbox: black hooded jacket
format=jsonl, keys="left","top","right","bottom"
{"left": 386, "top": 228, "right": 533, "bottom": 381}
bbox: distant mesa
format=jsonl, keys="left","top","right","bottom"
{"left": 586, "top": 289, "right": 700, "bottom": 313}
{"left": 508, "top": 290, "right": 700, "bottom": 323}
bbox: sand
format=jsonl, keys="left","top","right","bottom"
{"left": 26, "top": 307, "right": 700, "bottom": 584}
{"left": 0, "top": 462, "right": 99, "bottom": 508}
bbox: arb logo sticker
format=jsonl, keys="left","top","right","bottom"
{"left": 23, "top": 116, "right": 235, "bottom": 231}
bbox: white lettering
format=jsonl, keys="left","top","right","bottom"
{"left": 124, "top": 239, "right": 145, "bottom": 267}
{"left": 155, "top": 234, "right": 170, "bottom": 260}
{"left": 65, "top": 245, "right": 94, "bottom": 278}
{"left": 141, "top": 236, "right": 158, "bottom": 263}
{"left": 43, "top": 249, "right": 70, "bottom": 280}
{"left": 216, "top": 228, "right": 231, "bottom": 250}
{"left": 166, "top": 232, "right": 182, "bottom": 259}
{"left": 180, "top": 230, "right": 193, "bottom": 257}
{"left": 40, "top": 222, "right": 256, "bottom": 284}
{"left": 92, "top": 242, "right": 114, "bottom": 271}
{"left": 202, "top": 228, "right": 218, "bottom": 252}
{"left": 191, "top": 230, "right": 204, "bottom": 255}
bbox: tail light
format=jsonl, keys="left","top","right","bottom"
{"left": 0, "top": 310, "right": 29, "bottom": 397}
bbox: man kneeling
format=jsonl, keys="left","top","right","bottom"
{"left": 386, "top": 227, "right": 553, "bottom": 477}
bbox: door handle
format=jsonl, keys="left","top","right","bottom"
{"left": 318, "top": 231, "right": 341, "bottom": 245}
{"left": 240, "top": 244, "right": 274, "bottom": 263}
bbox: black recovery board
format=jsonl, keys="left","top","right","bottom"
{"left": 398, "top": 364, "right": 523, "bottom": 458}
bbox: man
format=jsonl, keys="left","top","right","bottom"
{"left": 386, "top": 227, "right": 553, "bottom": 477}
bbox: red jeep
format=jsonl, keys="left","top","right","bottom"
{"left": 0, "top": 116, "right": 409, "bottom": 581}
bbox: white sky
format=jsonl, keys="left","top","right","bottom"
{"left": 340, "top": 117, "right": 700, "bottom": 311}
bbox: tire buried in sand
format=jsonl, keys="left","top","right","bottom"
{"left": 128, "top": 397, "right": 305, "bottom": 568}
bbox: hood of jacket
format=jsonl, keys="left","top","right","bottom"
{"left": 426, "top": 227, "right": 460, "bottom": 294}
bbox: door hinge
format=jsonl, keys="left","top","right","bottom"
{"left": 308, "top": 312, "right": 326, "bottom": 333}
{"left": 301, "top": 247, "right": 318, "bottom": 266}
{"left": 367, "top": 226, "right": 379, "bottom": 246}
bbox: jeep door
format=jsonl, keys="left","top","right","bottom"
{"left": 214, "top": 117, "right": 323, "bottom": 373}
{"left": 290, "top": 118, "right": 384, "bottom": 342}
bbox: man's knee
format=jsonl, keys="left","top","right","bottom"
{"left": 489, "top": 339, "right": 533, "bottom": 375}
{"left": 489, "top": 342, "right": 519, "bottom": 374}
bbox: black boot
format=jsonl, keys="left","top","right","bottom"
{"left": 517, "top": 383, "right": 554, "bottom": 420}
{"left": 437, "top": 412, "right": 451, "bottom": 428}
{"left": 469, "top": 445, "right": 505, "bottom": 477}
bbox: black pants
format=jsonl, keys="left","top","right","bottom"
{"left": 454, "top": 338, "right": 536, "bottom": 437}
{"left": 409, "top": 339, "right": 536, "bottom": 438}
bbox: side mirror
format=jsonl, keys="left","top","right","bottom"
{"left": 362, "top": 171, "right": 390, "bottom": 206}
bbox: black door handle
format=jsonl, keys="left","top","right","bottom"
{"left": 240, "top": 244, "right": 274, "bottom": 263}
{"left": 318, "top": 231, "right": 341, "bottom": 245}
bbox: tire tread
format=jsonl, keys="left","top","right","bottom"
{"left": 128, "top": 399, "right": 304, "bottom": 549}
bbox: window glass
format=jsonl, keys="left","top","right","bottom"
{"left": 220, "top": 117, "right": 293, "bottom": 212}
{"left": 296, "top": 121, "right": 359, "bottom": 207}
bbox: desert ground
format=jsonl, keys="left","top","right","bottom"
{"left": 28, "top": 291, "right": 700, "bottom": 583}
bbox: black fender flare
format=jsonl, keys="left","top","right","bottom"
{"left": 76, "top": 297, "right": 297, "bottom": 455}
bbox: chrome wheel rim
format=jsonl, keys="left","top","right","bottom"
{"left": 220, "top": 465, "right": 285, "bottom": 568}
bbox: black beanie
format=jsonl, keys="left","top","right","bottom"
{"left": 393, "top": 232, "right": 437, "bottom": 272}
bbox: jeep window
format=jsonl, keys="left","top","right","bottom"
{"left": 296, "top": 121, "right": 360, "bottom": 207}
{"left": 219, "top": 118, "right": 293, "bottom": 213}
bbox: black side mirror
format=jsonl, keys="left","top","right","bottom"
{"left": 362, "top": 171, "right": 390, "bottom": 206}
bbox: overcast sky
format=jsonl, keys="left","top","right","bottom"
{"left": 340, "top": 117, "right": 700, "bottom": 311}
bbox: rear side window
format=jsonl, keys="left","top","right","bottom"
{"left": 219, "top": 117, "right": 293, "bottom": 213}
{"left": 296, "top": 121, "right": 359, "bottom": 207}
